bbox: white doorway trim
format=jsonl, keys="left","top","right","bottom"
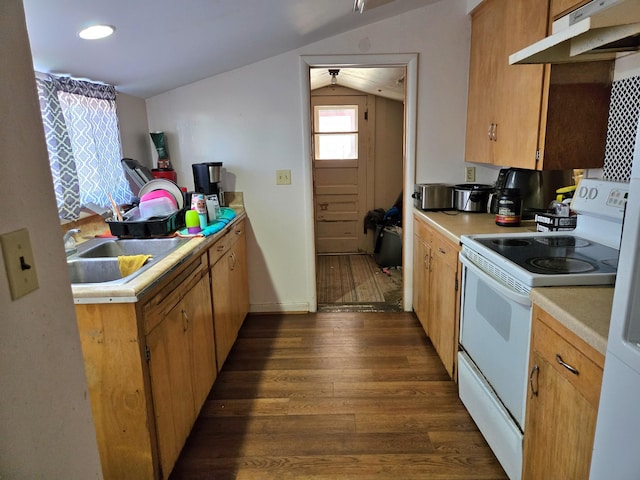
{"left": 299, "top": 53, "right": 417, "bottom": 313}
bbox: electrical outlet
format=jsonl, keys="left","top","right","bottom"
{"left": 276, "top": 169, "right": 291, "bottom": 185}
{"left": 1, "top": 228, "right": 39, "bottom": 300}
{"left": 465, "top": 166, "right": 476, "bottom": 183}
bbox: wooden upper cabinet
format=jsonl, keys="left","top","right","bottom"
{"left": 465, "top": 0, "right": 614, "bottom": 171}
{"left": 465, "top": 0, "right": 504, "bottom": 166}
{"left": 550, "top": 0, "right": 591, "bottom": 19}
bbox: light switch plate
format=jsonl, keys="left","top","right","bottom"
{"left": 276, "top": 169, "right": 291, "bottom": 185}
{"left": 1, "top": 228, "right": 39, "bottom": 300}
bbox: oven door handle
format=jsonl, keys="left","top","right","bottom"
{"left": 460, "top": 254, "right": 531, "bottom": 307}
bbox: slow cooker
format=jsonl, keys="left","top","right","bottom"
{"left": 454, "top": 183, "right": 493, "bottom": 212}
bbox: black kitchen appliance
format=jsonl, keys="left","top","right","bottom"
{"left": 192, "top": 162, "right": 223, "bottom": 195}
{"left": 488, "top": 168, "right": 573, "bottom": 218}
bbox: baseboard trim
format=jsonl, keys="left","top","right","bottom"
{"left": 249, "top": 302, "right": 310, "bottom": 314}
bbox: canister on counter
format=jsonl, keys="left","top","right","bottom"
{"left": 495, "top": 188, "right": 522, "bottom": 227}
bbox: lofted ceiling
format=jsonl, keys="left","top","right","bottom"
{"left": 310, "top": 67, "right": 405, "bottom": 101}
{"left": 22, "top": 0, "right": 439, "bottom": 99}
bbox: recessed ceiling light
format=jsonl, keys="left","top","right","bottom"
{"left": 78, "top": 24, "right": 115, "bottom": 40}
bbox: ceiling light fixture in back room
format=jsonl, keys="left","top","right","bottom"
{"left": 329, "top": 69, "right": 339, "bottom": 85}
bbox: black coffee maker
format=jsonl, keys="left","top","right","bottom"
{"left": 488, "top": 168, "right": 573, "bottom": 218}
{"left": 192, "top": 162, "right": 223, "bottom": 195}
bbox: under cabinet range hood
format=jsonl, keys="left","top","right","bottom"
{"left": 510, "top": 0, "right": 640, "bottom": 65}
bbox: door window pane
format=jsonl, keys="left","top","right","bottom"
{"left": 314, "top": 105, "right": 358, "bottom": 160}
{"left": 315, "top": 134, "right": 357, "bottom": 159}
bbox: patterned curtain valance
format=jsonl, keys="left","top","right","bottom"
{"left": 50, "top": 76, "right": 116, "bottom": 101}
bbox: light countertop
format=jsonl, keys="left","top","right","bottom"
{"left": 530, "top": 286, "right": 613, "bottom": 356}
{"left": 71, "top": 209, "right": 245, "bottom": 304}
{"left": 414, "top": 207, "right": 613, "bottom": 357}
{"left": 414, "top": 209, "right": 536, "bottom": 244}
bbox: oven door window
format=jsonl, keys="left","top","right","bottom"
{"left": 460, "top": 263, "right": 532, "bottom": 429}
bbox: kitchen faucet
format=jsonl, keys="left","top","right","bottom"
{"left": 64, "top": 228, "right": 81, "bottom": 256}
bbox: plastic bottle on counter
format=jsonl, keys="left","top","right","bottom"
{"left": 495, "top": 188, "right": 522, "bottom": 227}
{"left": 185, "top": 210, "right": 201, "bottom": 234}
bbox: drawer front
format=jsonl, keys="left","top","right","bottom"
{"left": 229, "top": 219, "right": 245, "bottom": 247}
{"left": 208, "top": 229, "right": 233, "bottom": 266}
{"left": 143, "top": 253, "right": 208, "bottom": 334}
{"left": 413, "top": 215, "right": 433, "bottom": 245}
{"left": 208, "top": 219, "right": 244, "bottom": 266}
{"left": 532, "top": 310, "right": 603, "bottom": 408}
{"left": 431, "top": 233, "right": 459, "bottom": 269}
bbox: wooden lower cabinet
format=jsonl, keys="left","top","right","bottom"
{"left": 522, "top": 305, "right": 604, "bottom": 479}
{"left": 412, "top": 213, "right": 461, "bottom": 378}
{"left": 75, "top": 217, "right": 249, "bottom": 479}
{"left": 412, "top": 220, "right": 431, "bottom": 334}
{"left": 209, "top": 218, "right": 249, "bottom": 370}
{"left": 145, "top": 259, "right": 215, "bottom": 477}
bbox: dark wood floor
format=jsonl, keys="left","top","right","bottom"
{"left": 170, "top": 312, "right": 507, "bottom": 480}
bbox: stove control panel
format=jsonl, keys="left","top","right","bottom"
{"left": 571, "top": 179, "right": 629, "bottom": 220}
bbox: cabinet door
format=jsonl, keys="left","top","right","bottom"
{"left": 428, "top": 235, "right": 459, "bottom": 379}
{"left": 229, "top": 225, "right": 249, "bottom": 334}
{"left": 412, "top": 232, "right": 431, "bottom": 334}
{"left": 494, "top": 0, "right": 547, "bottom": 169}
{"left": 550, "top": 0, "right": 590, "bottom": 18}
{"left": 212, "top": 253, "right": 235, "bottom": 369}
{"left": 188, "top": 274, "right": 217, "bottom": 413}
{"left": 465, "top": 0, "right": 503, "bottom": 165}
{"left": 146, "top": 302, "right": 195, "bottom": 478}
{"left": 523, "top": 352, "right": 598, "bottom": 479}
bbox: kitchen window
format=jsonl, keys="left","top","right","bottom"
{"left": 36, "top": 74, "right": 131, "bottom": 221}
{"left": 313, "top": 105, "right": 358, "bottom": 160}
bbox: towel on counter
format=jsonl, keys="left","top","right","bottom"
{"left": 175, "top": 207, "right": 237, "bottom": 237}
{"left": 118, "top": 254, "right": 152, "bottom": 277}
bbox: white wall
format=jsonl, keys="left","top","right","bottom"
{"left": 146, "top": 0, "right": 473, "bottom": 312}
{"left": 613, "top": 52, "right": 640, "bottom": 81}
{"left": 0, "top": 1, "right": 103, "bottom": 477}
{"left": 117, "top": 92, "right": 153, "bottom": 168}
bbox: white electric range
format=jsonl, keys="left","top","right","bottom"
{"left": 457, "top": 178, "right": 628, "bottom": 480}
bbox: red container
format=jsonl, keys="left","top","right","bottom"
{"left": 151, "top": 168, "right": 177, "bottom": 183}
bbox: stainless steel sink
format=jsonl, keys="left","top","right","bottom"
{"left": 68, "top": 258, "right": 125, "bottom": 284}
{"left": 78, "top": 237, "right": 186, "bottom": 258}
{"left": 68, "top": 237, "right": 190, "bottom": 285}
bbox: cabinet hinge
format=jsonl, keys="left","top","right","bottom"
{"left": 535, "top": 150, "right": 540, "bottom": 162}
{"left": 364, "top": 110, "right": 368, "bottom": 121}
{"left": 455, "top": 278, "right": 459, "bottom": 291}
{"left": 145, "top": 345, "right": 151, "bottom": 361}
